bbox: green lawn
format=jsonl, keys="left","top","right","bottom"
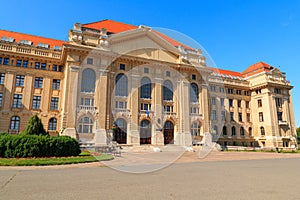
{"left": 0, "top": 152, "right": 114, "bottom": 166}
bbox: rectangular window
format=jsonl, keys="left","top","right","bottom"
{"left": 244, "top": 91, "right": 250, "bottom": 96}
{"left": 166, "top": 71, "right": 170, "bottom": 77}
{"left": 141, "top": 103, "right": 151, "bottom": 111}
{"left": 35, "top": 62, "right": 40, "bottom": 69}
{"left": 238, "top": 113, "right": 243, "bottom": 122}
{"left": 0, "top": 73, "right": 5, "bottom": 85}
{"left": 210, "top": 85, "right": 216, "bottom": 92}
{"left": 275, "top": 98, "right": 282, "bottom": 107}
{"left": 13, "top": 94, "right": 22, "bottom": 108}
{"left": 50, "top": 97, "right": 59, "bottom": 110}
{"left": 144, "top": 68, "right": 149, "bottom": 73}
{"left": 236, "top": 90, "right": 242, "bottom": 95}
{"left": 59, "top": 65, "right": 63, "bottom": 72}
{"left": 164, "top": 105, "right": 173, "bottom": 113}
{"left": 274, "top": 88, "right": 281, "bottom": 94}
{"left": 116, "top": 101, "right": 127, "bottom": 109}
{"left": 277, "top": 112, "right": 283, "bottom": 121}
{"left": 238, "top": 100, "right": 241, "bottom": 108}
{"left": 34, "top": 77, "right": 43, "bottom": 88}
{"left": 220, "top": 98, "right": 224, "bottom": 106}
{"left": 23, "top": 60, "right": 28, "bottom": 68}
{"left": 32, "top": 96, "right": 41, "bottom": 109}
{"left": 246, "top": 101, "right": 250, "bottom": 108}
{"left": 87, "top": 58, "right": 93, "bottom": 65}
{"left": 212, "top": 110, "right": 217, "bottom": 121}
{"left": 120, "top": 64, "right": 125, "bottom": 70}
{"left": 192, "top": 74, "right": 196, "bottom": 80}
{"left": 0, "top": 93, "right": 2, "bottom": 106}
{"left": 228, "top": 88, "right": 234, "bottom": 94}
{"left": 211, "top": 97, "right": 216, "bottom": 105}
{"left": 258, "top": 99, "right": 262, "bottom": 107}
{"left": 16, "top": 75, "right": 25, "bottom": 86}
{"left": 219, "top": 87, "right": 225, "bottom": 93}
{"left": 52, "top": 79, "right": 60, "bottom": 90}
{"left": 221, "top": 111, "right": 226, "bottom": 121}
{"left": 247, "top": 113, "right": 251, "bottom": 122}
{"left": 41, "top": 63, "right": 47, "bottom": 70}
{"left": 52, "top": 65, "right": 58, "bottom": 71}
{"left": 16, "top": 60, "right": 22, "bottom": 67}
{"left": 259, "top": 112, "right": 264, "bottom": 122}
{"left": 3, "top": 58, "right": 9, "bottom": 65}
{"left": 230, "top": 112, "right": 234, "bottom": 121}
{"left": 0, "top": 57, "right": 2, "bottom": 64}
{"left": 229, "top": 99, "right": 233, "bottom": 107}
{"left": 190, "top": 106, "right": 199, "bottom": 114}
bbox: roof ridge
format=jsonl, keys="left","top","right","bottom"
{"left": 83, "top": 19, "right": 138, "bottom": 28}
{"left": 0, "top": 29, "right": 66, "bottom": 42}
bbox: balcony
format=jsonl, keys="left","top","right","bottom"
{"left": 278, "top": 120, "right": 288, "bottom": 126}
{"left": 77, "top": 105, "right": 97, "bottom": 114}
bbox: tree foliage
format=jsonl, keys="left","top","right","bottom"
{"left": 24, "top": 115, "right": 48, "bottom": 136}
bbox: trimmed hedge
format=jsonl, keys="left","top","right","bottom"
{"left": 0, "top": 134, "right": 81, "bottom": 158}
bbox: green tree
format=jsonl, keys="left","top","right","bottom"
{"left": 297, "top": 127, "right": 300, "bottom": 144}
{"left": 23, "top": 115, "right": 48, "bottom": 136}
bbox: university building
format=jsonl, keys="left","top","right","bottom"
{"left": 0, "top": 19, "right": 297, "bottom": 148}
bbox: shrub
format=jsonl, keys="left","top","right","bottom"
{"left": 23, "top": 115, "right": 48, "bottom": 136}
{"left": 0, "top": 134, "right": 80, "bottom": 158}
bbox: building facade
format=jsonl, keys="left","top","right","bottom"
{"left": 0, "top": 20, "right": 297, "bottom": 148}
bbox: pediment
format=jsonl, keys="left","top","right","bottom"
{"left": 109, "top": 29, "right": 180, "bottom": 63}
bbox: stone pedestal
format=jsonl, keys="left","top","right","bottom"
{"left": 61, "top": 128, "right": 79, "bottom": 140}
{"left": 94, "top": 129, "right": 107, "bottom": 145}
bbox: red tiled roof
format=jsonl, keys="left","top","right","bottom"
{"left": 83, "top": 19, "right": 137, "bottom": 34}
{"left": 242, "top": 61, "right": 273, "bottom": 77}
{"left": 209, "top": 67, "right": 243, "bottom": 77}
{"left": 83, "top": 19, "right": 192, "bottom": 50}
{"left": 0, "top": 29, "right": 65, "bottom": 48}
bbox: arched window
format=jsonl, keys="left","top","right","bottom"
{"left": 190, "top": 83, "right": 199, "bottom": 103}
{"left": 140, "top": 77, "right": 152, "bottom": 99}
{"left": 191, "top": 121, "right": 200, "bottom": 136}
{"left": 249, "top": 127, "right": 252, "bottom": 137}
{"left": 240, "top": 127, "right": 245, "bottom": 136}
{"left": 48, "top": 118, "right": 57, "bottom": 131}
{"left": 260, "top": 126, "right": 265, "bottom": 136}
{"left": 222, "top": 126, "right": 227, "bottom": 136}
{"left": 164, "top": 121, "right": 174, "bottom": 129}
{"left": 231, "top": 126, "right": 236, "bottom": 136}
{"left": 79, "top": 117, "right": 93, "bottom": 133}
{"left": 115, "top": 74, "right": 128, "bottom": 97}
{"left": 81, "top": 68, "right": 96, "bottom": 92}
{"left": 163, "top": 80, "right": 173, "bottom": 101}
{"left": 10, "top": 116, "right": 20, "bottom": 130}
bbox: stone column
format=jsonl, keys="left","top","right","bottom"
{"left": 128, "top": 72, "right": 140, "bottom": 145}
{"left": 94, "top": 69, "right": 109, "bottom": 145}
{"left": 3, "top": 71, "right": 14, "bottom": 111}
{"left": 201, "top": 84, "right": 210, "bottom": 133}
{"left": 153, "top": 76, "right": 164, "bottom": 145}
{"left": 176, "top": 80, "right": 191, "bottom": 146}
{"left": 61, "top": 65, "right": 79, "bottom": 139}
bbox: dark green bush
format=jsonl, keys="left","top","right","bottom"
{"left": 0, "top": 134, "right": 80, "bottom": 158}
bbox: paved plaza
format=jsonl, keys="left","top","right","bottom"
{"left": 1, "top": 151, "right": 300, "bottom": 199}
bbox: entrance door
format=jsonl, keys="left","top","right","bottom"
{"left": 163, "top": 121, "right": 174, "bottom": 144}
{"left": 140, "top": 120, "right": 151, "bottom": 144}
{"left": 113, "top": 118, "right": 127, "bottom": 144}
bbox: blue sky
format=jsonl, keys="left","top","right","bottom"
{"left": 1, "top": 0, "right": 299, "bottom": 126}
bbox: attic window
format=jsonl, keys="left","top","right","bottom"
{"left": 37, "top": 43, "right": 49, "bottom": 49}
{"left": 54, "top": 46, "right": 62, "bottom": 51}
{"left": 20, "top": 40, "right": 33, "bottom": 45}
{"left": 1, "top": 36, "right": 15, "bottom": 43}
